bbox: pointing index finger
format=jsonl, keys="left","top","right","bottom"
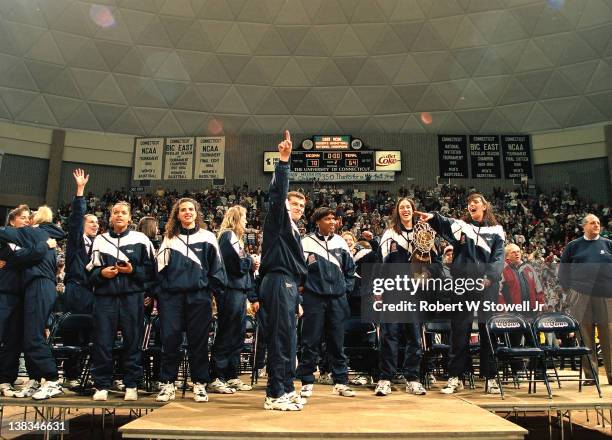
{"left": 285, "top": 130, "right": 291, "bottom": 142}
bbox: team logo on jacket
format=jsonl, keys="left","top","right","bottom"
{"left": 308, "top": 254, "right": 317, "bottom": 265}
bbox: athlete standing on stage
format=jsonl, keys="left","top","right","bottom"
{"left": 155, "top": 198, "right": 227, "bottom": 403}
{"left": 297, "top": 207, "right": 356, "bottom": 398}
{"left": 259, "top": 130, "right": 308, "bottom": 411}
{"left": 87, "top": 202, "right": 155, "bottom": 401}
{"left": 417, "top": 193, "right": 505, "bottom": 394}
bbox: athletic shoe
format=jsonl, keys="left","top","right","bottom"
{"left": 257, "top": 369, "right": 267, "bottom": 378}
{"left": 63, "top": 378, "right": 81, "bottom": 389}
{"left": 112, "top": 379, "right": 126, "bottom": 392}
{"left": 427, "top": 373, "right": 437, "bottom": 385}
{"left": 156, "top": 383, "right": 176, "bottom": 402}
{"left": 193, "top": 383, "right": 209, "bottom": 402}
{"left": 14, "top": 380, "right": 40, "bottom": 398}
{"left": 317, "top": 373, "right": 333, "bottom": 385}
{"left": 391, "top": 374, "right": 406, "bottom": 385}
{"left": 32, "top": 380, "right": 63, "bottom": 400}
{"left": 0, "top": 382, "right": 18, "bottom": 397}
{"left": 264, "top": 394, "right": 302, "bottom": 411}
{"left": 486, "top": 379, "right": 501, "bottom": 394}
{"left": 333, "top": 383, "right": 356, "bottom": 397}
{"left": 207, "top": 379, "right": 236, "bottom": 394}
{"left": 227, "top": 378, "right": 252, "bottom": 391}
{"left": 300, "top": 384, "right": 314, "bottom": 397}
{"left": 286, "top": 391, "right": 307, "bottom": 405}
{"left": 375, "top": 380, "right": 392, "bottom": 396}
{"left": 349, "top": 375, "right": 371, "bottom": 386}
{"left": 124, "top": 388, "right": 138, "bottom": 401}
{"left": 93, "top": 389, "right": 108, "bottom": 401}
{"left": 406, "top": 381, "right": 427, "bottom": 395}
{"left": 440, "top": 377, "right": 464, "bottom": 394}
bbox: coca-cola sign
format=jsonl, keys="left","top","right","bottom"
{"left": 375, "top": 151, "right": 402, "bottom": 171}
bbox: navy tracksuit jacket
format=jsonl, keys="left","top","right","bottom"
{"left": 259, "top": 160, "right": 307, "bottom": 398}
{"left": 296, "top": 232, "right": 355, "bottom": 385}
{"left": 0, "top": 223, "right": 65, "bottom": 382}
{"left": 64, "top": 196, "right": 95, "bottom": 313}
{"left": 87, "top": 229, "right": 155, "bottom": 389}
{"left": 211, "top": 230, "right": 253, "bottom": 381}
{"left": 156, "top": 226, "right": 227, "bottom": 384}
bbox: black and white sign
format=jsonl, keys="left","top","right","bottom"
{"left": 164, "top": 137, "right": 194, "bottom": 180}
{"left": 438, "top": 135, "right": 468, "bottom": 178}
{"left": 501, "top": 135, "right": 533, "bottom": 179}
{"left": 195, "top": 137, "right": 225, "bottom": 179}
{"left": 133, "top": 138, "right": 163, "bottom": 180}
{"left": 469, "top": 135, "right": 501, "bottom": 179}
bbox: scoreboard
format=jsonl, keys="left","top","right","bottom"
{"left": 291, "top": 151, "right": 374, "bottom": 172}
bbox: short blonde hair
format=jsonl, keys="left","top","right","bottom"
{"left": 32, "top": 206, "right": 53, "bottom": 225}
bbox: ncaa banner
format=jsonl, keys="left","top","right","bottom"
{"left": 195, "top": 137, "right": 225, "bottom": 179}
{"left": 133, "top": 138, "right": 163, "bottom": 180}
{"left": 164, "top": 137, "right": 194, "bottom": 180}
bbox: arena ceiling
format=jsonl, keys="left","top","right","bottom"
{"left": 0, "top": 0, "right": 611, "bottom": 136}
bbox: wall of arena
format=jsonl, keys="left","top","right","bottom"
{"left": 0, "top": 120, "right": 610, "bottom": 207}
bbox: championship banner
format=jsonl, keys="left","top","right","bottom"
{"left": 163, "top": 137, "right": 194, "bottom": 180}
{"left": 195, "top": 137, "right": 225, "bottom": 179}
{"left": 438, "top": 135, "right": 468, "bottom": 178}
{"left": 133, "top": 138, "right": 163, "bottom": 180}
{"left": 501, "top": 135, "right": 533, "bottom": 179}
{"left": 469, "top": 135, "right": 501, "bottom": 179}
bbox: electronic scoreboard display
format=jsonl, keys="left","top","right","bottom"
{"left": 313, "top": 135, "right": 350, "bottom": 150}
{"left": 291, "top": 151, "right": 374, "bottom": 172}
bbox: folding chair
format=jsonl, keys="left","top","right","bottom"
{"left": 344, "top": 318, "right": 378, "bottom": 381}
{"left": 533, "top": 312, "right": 602, "bottom": 398}
{"left": 486, "top": 313, "right": 552, "bottom": 399}
{"left": 142, "top": 314, "right": 162, "bottom": 392}
{"left": 420, "top": 320, "right": 450, "bottom": 389}
{"left": 48, "top": 312, "right": 94, "bottom": 392}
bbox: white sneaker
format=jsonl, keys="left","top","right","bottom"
{"left": 93, "top": 389, "right": 108, "bottom": 401}
{"left": 0, "top": 382, "right": 18, "bottom": 397}
{"left": 124, "top": 388, "right": 138, "bottom": 401}
{"left": 264, "top": 394, "right": 302, "bottom": 411}
{"left": 375, "top": 380, "right": 392, "bottom": 396}
{"left": 14, "top": 379, "right": 40, "bottom": 398}
{"left": 333, "top": 383, "right": 356, "bottom": 397}
{"left": 300, "top": 383, "right": 314, "bottom": 397}
{"left": 349, "top": 375, "right": 371, "bottom": 386}
{"left": 227, "top": 378, "right": 252, "bottom": 391}
{"left": 32, "top": 380, "right": 63, "bottom": 400}
{"left": 406, "top": 381, "right": 427, "bottom": 395}
{"left": 440, "top": 377, "right": 464, "bottom": 394}
{"left": 207, "top": 378, "right": 236, "bottom": 394}
{"left": 156, "top": 383, "right": 176, "bottom": 402}
{"left": 286, "top": 391, "right": 307, "bottom": 405}
{"left": 193, "top": 383, "right": 209, "bottom": 402}
{"left": 427, "top": 373, "right": 437, "bottom": 385}
{"left": 257, "top": 369, "right": 267, "bottom": 378}
{"left": 317, "top": 372, "right": 333, "bottom": 385}
{"left": 486, "top": 379, "right": 501, "bottom": 394}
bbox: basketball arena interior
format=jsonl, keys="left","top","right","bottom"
{"left": 0, "top": 0, "right": 611, "bottom": 439}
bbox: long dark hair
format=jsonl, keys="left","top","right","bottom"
{"left": 165, "top": 198, "right": 204, "bottom": 239}
{"left": 389, "top": 197, "right": 416, "bottom": 234}
{"left": 461, "top": 193, "right": 498, "bottom": 225}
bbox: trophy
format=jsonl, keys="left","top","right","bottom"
{"left": 410, "top": 221, "right": 437, "bottom": 278}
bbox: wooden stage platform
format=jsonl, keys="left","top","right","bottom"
{"left": 0, "top": 380, "right": 609, "bottom": 439}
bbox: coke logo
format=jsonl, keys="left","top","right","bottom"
{"left": 377, "top": 154, "right": 400, "bottom": 166}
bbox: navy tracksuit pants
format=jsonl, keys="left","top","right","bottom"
{"left": 23, "top": 278, "right": 58, "bottom": 381}
{"left": 379, "top": 322, "right": 422, "bottom": 382}
{"left": 64, "top": 282, "right": 94, "bottom": 314}
{"left": 253, "top": 306, "right": 267, "bottom": 370}
{"left": 159, "top": 290, "right": 213, "bottom": 384}
{"left": 210, "top": 288, "right": 247, "bottom": 381}
{"left": 91, "top": 293, "right": 143, "bottom": 389}
{"left": 0, "top": 293, "right": 23, "bottom": 384}
{"left": 296, "top": 291, "right": 350, "bottom": 385}
{"left": 260, "top": 273, "right": 298, "bottom": 398}
{"left": 447, "top": 309, "right": 495, "bottom": 379}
